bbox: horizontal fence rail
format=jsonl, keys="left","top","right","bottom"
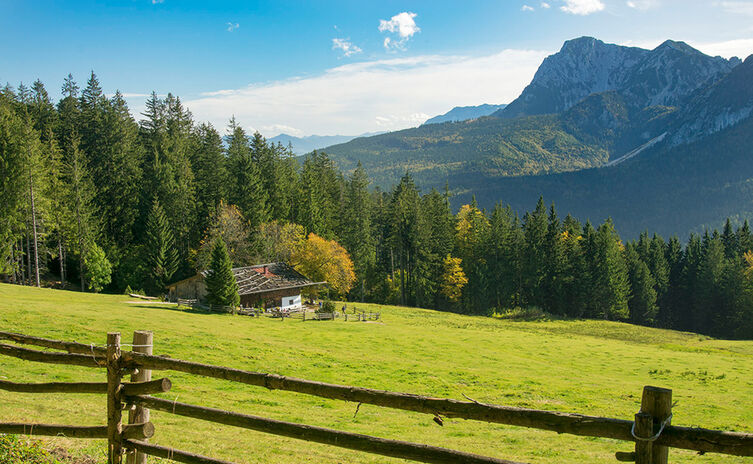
{"left": 3, "top": 330, "right": 753, "bottom": 463}
{"left": 0, "top": 423, "right": 154, "bottom": 440}
{"left": 124, "top": 440, "right": 236, "bottom": 464}
{"left": 127, "top": 395, "right": 522, "bottom": 464}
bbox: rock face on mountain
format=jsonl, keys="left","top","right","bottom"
{"left": 422, "top": 104, "right": 507, "bottom": 125}
{"left": 496, "top": 37, "right": 740, "bottom": 119}
{"left": 321, "top": 36, "right": 753, "bottom": 236}
{"left": 498, "top": 37, "right": 647, "bottom": 118}
{"left": 669, "top": 55, "right": 753, "bottom": 146}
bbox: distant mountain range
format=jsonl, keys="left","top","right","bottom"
{"left": 269, "top": 132, "right": 384, "bottom": 155}
{"left": 320, "top": 36, "right": 753, "bottom": 237}
{"left": 422, "top": 104, "right": 507, "bottom": 125}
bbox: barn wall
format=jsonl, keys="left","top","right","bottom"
{"left": 240, "top": 288, "right": 302, "bottom": 309}
{"left": 169, "top": 276, "right": 207, "bottom": 301}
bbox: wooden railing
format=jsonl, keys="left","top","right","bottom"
{"left": 1, "top": 330, "right": 752, "bottom": 464}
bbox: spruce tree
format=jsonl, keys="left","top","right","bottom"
{"left": 144, "top": 199, "right": 179, "bottom": 294}
{"left": 522, "top": 197, "right": 548, "bottom": 308}
{"left": 625, "top": 244, "right": 658, "bottom": 324}
{"left": 205, "top": 237, "right": 240, "bottom": 307}
{"left": 341, "top": 162, "right": 376, "bottom": 301}
{"left": 593, "top": 219, "right": 630, "bottom": 320}
{"left": 225, "top": 118, "right": 269, "bottom": 229}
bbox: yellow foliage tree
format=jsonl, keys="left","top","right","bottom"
{"left": 291, "top": 233, "right": 356, "bottom": 296}
{"left": 257, "top": 221, "right": 306, "bottom": 263}
{"left": 744, "top": 250, "right": 753, "bottom": 276}
{"left": 440, "top": 254, "right": 468, "bottom": 303}
{"left": 455, "top": 203, "right": 490, "bottom": 257}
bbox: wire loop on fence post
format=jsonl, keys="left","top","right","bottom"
{"left": 106, "top": 332, "right": 124, "bottom": 464}
{"left": 126, "top": 330, "right": 153, "bottom": 464}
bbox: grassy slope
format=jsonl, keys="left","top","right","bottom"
{"left": 0, "top": 283, "right": 751, "bottom": 464}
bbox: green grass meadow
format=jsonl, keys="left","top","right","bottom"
{"left": 1, "top": 283, "right": 752, "bottom": 463}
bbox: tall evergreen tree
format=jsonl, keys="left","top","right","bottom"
{"left": 205, "top": 237, "right": 240, "bottom": 307}
{"left": 144, "top": 199, "right": 179, "bottom": 294}
{"left": 593, "top": 219, "right": 630, "bottom": 320}
{"left": 225, "top": 118, "right": 269, "bottom": 230}
{"left": 341, "top": 162, "right": 376, "bottom": 301}
{"left": 522, "top": 197, "right": 548, "bottom": 307}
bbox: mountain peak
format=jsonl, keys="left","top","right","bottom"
{"left": 560, "top": 36, "right": 602, "bottom": 51}
{"left": 654, "top": 39, "right": 702, "bottom": 56}
{"left": 497, "top": 36, "right": 738, "bottom": 119}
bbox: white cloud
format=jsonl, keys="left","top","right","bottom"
{"left": 332, "top": 38, "right": 362, "bottom": 57}
{"left": 226, "top": 22, "right": 239, "bottom": 32}
{"left": 182, "top": 48, "right": 550, "bottom": 137}
{"left": 626, "top": 0, "right": 658, "bottom": 9}
{"left": 541, "top": 2, "right": 552, "bottom": 8}
{"left": 620, "top": 37, "right": 753, "bottom": 59}
{"left": 151, "top": 0, "right": 163, "bottom": 4}
{"left": 522, "top": 5, "right": 535, "bottom": 11}
{"left": 717, "top": 1, "right": 753, "bottom": 16}
{"left": 692, "top": 38, "right": 753, "bottom": 59}
{"left": 560, "top": 0, "right": 605, "bottom": 15}
{"left": 379, "top": 12, "right": 420, "bottom": 51}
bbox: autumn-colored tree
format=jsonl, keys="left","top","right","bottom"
{"left": 257, "top": 221, "right": 305, "bottom": 263}
{"left": 440, "top": 255, "right": 467, "bottom": 303}
{"left": 193, "top": 201, "right": 253, "bottom": 270}
{"left": 291, "top": 233, "right": 355, "bottom": 296}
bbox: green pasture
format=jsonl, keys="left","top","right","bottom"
{"left": 0, "top": 283, "right": 751, "bottom": 463}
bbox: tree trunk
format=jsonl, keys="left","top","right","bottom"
{"left": 29, "top": 164, "right": 41, "bottom": 288}
{"left": 58, "top": 236, "right": 65, "bottom": 287}
{"left": 10, "top": 244, "right": 17, "bottom": 284}
{"left": 25, "top": 230, "right": 31, "bottom": 286}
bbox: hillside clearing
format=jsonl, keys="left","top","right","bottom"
{"left": 0, "top": 283, "right": 751, "bottom": 463}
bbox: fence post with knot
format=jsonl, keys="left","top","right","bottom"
{"left": 106, "top": 332, "right": 123, "bottom": 464}
{"left": 641, "top": 386, "right": 673, "bottom": 464}
{"left": 126, "top": 330, "right": 153, "bottom": 464}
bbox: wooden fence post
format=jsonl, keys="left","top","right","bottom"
{"left": 106, "top": 332, "right": 123, "bottom": 464}
{"left": 126, "top": 331, "right": 153, "bottom": 464}
{"left": 634, "top": 412, "right": 653, "bottom": 464}
{"left": 641, "top": 386, "right": 672, "bottom": 464}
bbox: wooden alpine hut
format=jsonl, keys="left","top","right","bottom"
{"left": 167, "top": 262, "right": 326, "bottom": 310}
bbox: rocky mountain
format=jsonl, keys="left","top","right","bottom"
{"left": 320, "top": 37, "right": 753, "bottom": 236}
{"left": 496, "top": 37, "right": 739, "bottom": 118}
{"left": 422, "top": 104, "right": 506, "bottom": 125}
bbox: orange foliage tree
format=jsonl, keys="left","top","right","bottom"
{"left": 291, "top": 233, "right": 356, "bottom": 296}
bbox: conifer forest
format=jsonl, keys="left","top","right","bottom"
{"left": 2, "top": 73, "right": 753, "bottom": 340}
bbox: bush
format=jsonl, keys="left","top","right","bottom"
{"left": 317, "top": 300, "right": 336, "bottom": 313}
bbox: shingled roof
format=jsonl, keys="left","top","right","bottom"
{"left": 200, "top": 262, "right": 325, "bottom": 295}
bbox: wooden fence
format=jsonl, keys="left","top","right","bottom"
{"left": 1, "top": 330, "right": 753, "bottom": 464}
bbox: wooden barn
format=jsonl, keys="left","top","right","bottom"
{"left": 167, "top": 263, "right": 325, "bottom": 309}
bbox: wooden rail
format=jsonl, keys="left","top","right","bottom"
{"left": 0, "top": 423, "right": 154, "bottom": 440}
{"left": 2, "top": 330, "right": 753, "bottom": 463}
{"left": 127, "top": 395, "right": 521, "bottom": 464}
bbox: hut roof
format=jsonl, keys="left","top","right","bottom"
{"left": 198, "top": 262, "right": 324, "bottom": 295}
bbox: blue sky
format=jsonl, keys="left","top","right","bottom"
{"left": 2, "top": 0, "right": 753, "bottom": 136}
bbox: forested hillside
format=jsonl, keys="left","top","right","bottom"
{"left": 322, "top": 113, "right": 609, "bottom": 189}
{"left": 2, "top": 72, "right": 753, "bottom": 340}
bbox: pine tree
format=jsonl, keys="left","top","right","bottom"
{"left": 542, "top": 204, "right": 566, "bottom": 314}
{"left": 593, "top": 219, "right": 630, "bottom": 320}
{"left": 205, "top": 237, "right": 240, "bottom": 307}
{"left": 522, "top": 197, "right": 548, "bottom": 307}
{"left": 625, "top": 244, "right": 658, "bottom": 324}
{"left": 341, "top": 162, "right": 375, "bottom": 301}
{"left": 225, "top": 118, "right": 269, "bottom": 229}
{"left": 191, "top": 122, "right": 228, "bottom": 234}
{"left": 144, "top": 199, "right": 179, "bottom": 294}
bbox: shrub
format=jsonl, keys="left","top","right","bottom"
{"left": 317, "top": 300, "right": 335, "bottom": 313}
